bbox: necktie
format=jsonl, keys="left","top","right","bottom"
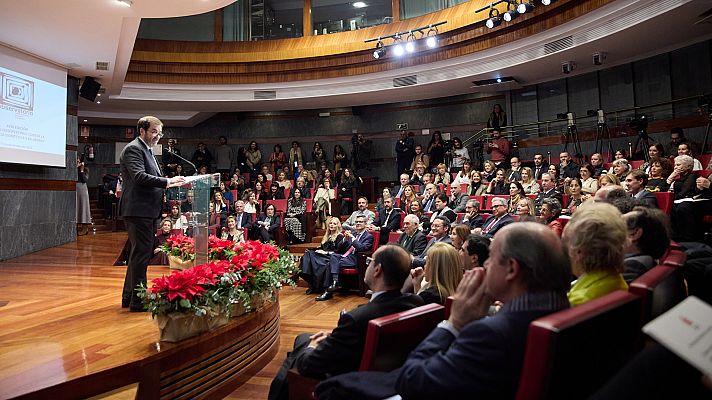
{"left": 536, "top": 167, "right": 541, "bottom": 178}
{"left": 383, "top": 210, "right": 391, "bottom": 227}
{"left": 237, "top": 214, "right": 242, "bottom": 228}
{"left": 148, "top": 148, "right": 162, "bottom": 176}
{"left": 483, "top": 217, "right": 499, "bottom": 234}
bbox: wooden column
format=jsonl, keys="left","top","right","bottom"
{"left": 214, "top": 8, "right": 223, "bottom": 41}
{"left": 392, "top": 0, "right": 400, "bottom": 22}
{"left": 303, "top": 0, "right": 312, "bottom": 37}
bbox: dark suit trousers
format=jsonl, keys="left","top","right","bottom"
{"left": 268, "top": 333, "right": 312, "bottom": 400}
{"left": 122, "top": 216, "right": 155, "bottom": 307}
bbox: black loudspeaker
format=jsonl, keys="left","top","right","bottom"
{"left": 79, "top": 77, "right": 101, "bottom": 102}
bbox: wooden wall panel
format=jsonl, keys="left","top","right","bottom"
{"left": 0, "top": 179, "right": 76, "bottom": 191}
{"left": 127, "top": 0, "right": 612, "bottom": 84}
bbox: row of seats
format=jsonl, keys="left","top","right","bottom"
{"left": 288, "top": 245, "right": 689, "bottom": 399}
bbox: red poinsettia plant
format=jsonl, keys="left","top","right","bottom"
{"left": 139, "top": 240, "right": 295, "bottom": 317}
{"left": 160, "top": 234, "right": 196, "bottom": 261}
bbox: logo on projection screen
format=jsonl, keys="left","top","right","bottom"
{"left": 1, "top": 72, "right": 34, "bottom": 112}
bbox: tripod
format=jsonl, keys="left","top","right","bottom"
{"left": 594, "top": 122, "right": 614, "bottom": 162}
{"left": 631, "top": 129, "right": 651, "bottom": 162}
{"left": 563, "top": 124, "right": 584, "bottom": 164}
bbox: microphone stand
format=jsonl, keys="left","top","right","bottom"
{"left": 165, "top": 148, "right": 198, "bottom": 176}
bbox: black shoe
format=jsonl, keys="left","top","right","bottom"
{"left": 121, "top": 300, "right": 130, "bottom": 308}
{"left": 315, "top": 292, "right": 333, "bottom": 301}
{"left": 326, "top": 283, "right": 342, "bottom": 293}
{"left": 305, "top": 288, "right": 314, "bottom": 295}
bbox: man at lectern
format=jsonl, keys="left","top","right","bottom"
{"left": 119, "top": 116, "right": 185, "bottom": 312}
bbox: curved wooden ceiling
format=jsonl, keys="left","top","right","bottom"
{"left": 128, "top": 0, "right": 611, "bottom": 84}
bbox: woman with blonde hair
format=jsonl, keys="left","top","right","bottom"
{"left": 481, "top": 160, "right": 496, "bottom": 183}
{"left": 433, "top": 163, "right": 451, "bottom": 185}
{"left": 598, "top": 173, "right": 621, "bottom": 187}
{"left": 563, "top": 202, "right": 628, "bottom": 306}
{"left": 221, "top": 216, "right": 245, "bottom": 242}
{"left": 400, "top": 184, "right": 418, "bottom": 213}
{"left": 300, "top": 216, "right": 345, "bottom": 295}
{"left": 520, "top": 167, "right": 540, "bottom": 194}
{"left": 411, "top": 242, "right": 463, "bottom": 305}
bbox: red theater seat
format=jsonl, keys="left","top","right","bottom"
{"left": 340, "top": 231, "right": 380, "bottom": 297}
{"left": 516, "top": 291, "right": 641, "bottom": 400}
{"left": 654, "top": 192, "right": 673, "bottom": 215}
{"left": 629, "top": 265, "right": 686, "bottom": 324}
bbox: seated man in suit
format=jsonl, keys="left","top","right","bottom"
{"left": 412, "top": 216, "right": 453, "bottom": 268}
{"left": 420, "top": 183, "right": 438, "bottom": 212}
{"left": 534, "top": 172, "right": 563, "bottom": 213}
{"left": 505, "top": 156, "right": 523, "bottom": 183}
{"left": 317, "top": 216, "right": 374, "bottom": 301}
{"left": 430, "top": 193, "right": 457, "bottom": 225}
{"left": 397, "top": 214, "right": 428, "bottom": 256}
{"left": 393, "top": 173, "right": 411, "bottom": 198}
{"left": 342, "top": 197, "right": 376, "bottom": 231}
{"left": 461, "top": 199, "right": 484, "bottom": 229}
{"left": 232, "top": 200, "right": 253, "bottom": 230}
{"left": 369, "top": 197, "right": 402, "bottom": 245}
{"left": 268, "top": 245, "right": 424, "bottom": 400}
{"left": 448, "top": 183, "right": 469, "bottom": 213}
{"left": 474, "top": 197, "right": 514, "bottom": 239}
{"left": 559, "top": 151, "right": 580, "bottom": 180}
{"left": 625, "top": 170, "right": 657, "bottom": 208}
{"left": 393, "top": 222, "right": 571, "bottom": 399}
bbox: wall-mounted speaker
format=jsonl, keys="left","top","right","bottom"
{"left": 79, "top": 77, "right": 101, "bottom": 102}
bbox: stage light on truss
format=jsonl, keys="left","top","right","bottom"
{"left": 373, "top": 41, "right": 386, "bottom": 59}
{"left": 486, "top": 8, "right": 502, "bottom": 29}
{"left": 392, "top": 36, "right": 405, "bottom": 57}
{"left": 518, "top": 1, "right": 535, "bottom": 13}
{"left": 503, "top": 9, "right": 519, "bottom": 22}
{"left": 405, "top": 32, "right": 417, "bottom": 53}
{"left": 425, "top": 28, "right": 438, "bottom": 48}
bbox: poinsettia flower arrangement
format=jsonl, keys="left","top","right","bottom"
{"left": 138, "top": 240, "right": 295, "bottom": 318}
{"left": 160, "top": 234, "right": 196, "bottom": 261}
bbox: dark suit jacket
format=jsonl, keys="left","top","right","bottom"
{"left": 431, "top": 208, "right": 457, "bottom": 225}
{"left": 535, "top": 189, "right": 563, "bottom": 210}
{"left": 256, "top": 213, "right": 281, "bottom": 234}
{"left": 335, "top": 230, "right": 374, "bottom": 267}
{"left": 119, "top": 138, "right": 168, "bottom": 218}
{"left": 449, "top": 193, "right": 469, "bottom": 213}
{"left": 462, "top": 213, "right": 485, "bottom": 229}
{"left": 532, "top": 164, "right": 548, "bottom": 180}
{"left": 397, "top": 231, "right": 428, "bottom": 256}
{"left": 481, "top": 214, "right": 515, "bottom": 238}
{"left": 375, "top": 208, "right": 402, "bottom": 235}
{"left": 296, "top": 290, "right": 424, "bottom": 379}
{"left": 412, "top": 236, "right": 453, "bottom": 268}
{"left": 395, "top": 300, "right": 567, "bottom": 400}
{"left": 634, "top": 190, "right": 658, "bottom": 208}
{"left": 233, "top": 212, "right": 253, "bottom": 230}
{"left": 560, "top": 161, "right": 580, "bottom": 179}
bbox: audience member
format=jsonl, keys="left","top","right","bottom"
{"left": 645, "top": 157, "right": 672, "bottom": 192}
{"left": 486, "top": 129, "right": 511, "bottom": 169}
{"left": 400, "top": 185, "right": 418, "bottom": 213}
{"left": 397, "top": 214, "right": 428, "bottom": 257}
{"left": 664, "top": 127, "right": 697, "bottom": 158}
{"left": 611, "top": 159, "right": 631, "bottom": 182}
{"left": 563, "top": 202, "right": 628, "bottom": 306}
{"left": 433, "top": 163, "right": 451, "bottom": 186}
{"left": 449, "top": 224, "right": 470, "bottom": 251}
{"left": 621, "top": 206, "right": 670, "bottom": 283}
{"left": 540, "top": 198, "right": 563, "bottom": 236}
{"left": 448, "top": 182, "right": 469, "bottom": 212}
{"left": 449, "top": 137, "right": 469, "bottom": 172}
{"left": 190, "top": 142, "right": 212, "bottom": 172}
{"left": 338, "top": 168, "right": 359, "bottom": 215}
{"left": 410, "top": 145, "right": 429, "bottom": 172}
{"left": 333, "top": 144, "right": 348, "bottom": 174}
{"left": 625, "top": 170, "right": 657, "bottom": 207}
{"left": 481, "top": 160, "right": 496, "bottom": 183}
{"left": 459, "top": 234, "right": 490, "bottom": 271}
{"left": 559, "top": 151, "right": 579, "bottom": 180}
{"left": 563, "top": 177, "right": 586, "bottom": 215}
{"left": 421, "top": 183, "right": 438, "bottom": 212}
{"left": 168, "top": 202, "right": 188, "bottom": 233}
{"left": 395, "top": 130, "right": 415, "bottom": 177}
{"left": 149, "top": 218, "right": 172, "bottom": 265}
{"left": 221, "top": 216, "right": 246, "bottom": 242}
{"left": 534, "top": 172, "right": 563, "bottom": 212}
{"left": 342, "top": 197, "right": 375, "bottom": 231}
{"left": 319, "top": 216, "right": 374, "bottom": 301}
{"left": 245, "top": 141, "right": 262, "bottom": 175}
{"left": 312, "top": 142, "right": 327, "bottom": 167}
{"left": 579, "top": 163, "right": 599, "bottom": 195}
{"left": 369, "top": 197, "right": 402, "bottom": 245}
{"left": 516, "top": 197, "right": 536, "bottom": 220}
{"left": 639, "top": 143, "right": 664, "bottom": 173}
{"left": 215, "top": 136, "right": 234, "bottom": 178}
{"left": 288, "top": 141, "right": 303, "bottom": 174}
{"left": 269, "top": 245, "right": 423, "bottom": 400}
{"left": 505, "top": 156, "right": 522, "bottom": 182}
{"left": 313, "top": 178, "right": 335, "bottom": 229}
{"left": 532, "top": 153, "right": 548, "bottom": 180}
{"left": 677, "top": 142, "right": 703, "bottom": 171}
{"left": 598, "top": 173, "right": 621, "bottom": 187}
{"left": 669, "top": 155, "right": 711, "bottom": 241}
{"left": 284, "top": 190, "right": 307, "bottom": 244}
{"left": 393, "top": 173, "right": 411, "bottom": 198}
{"left": 461, "top": 199, "right": 485, "bottom": 229}
{"left": 430, "top": 193, "right": 457, "bottom": 225}
{"left": 232, "top": 200, "right": 253, "bottom": 230}
{"left": 475, "top": 197, "right": 513, "bottom": 238}
{"left": 409, "top": 200, "right": 431, "bottom": 232}
{"left": 589, "top": 152, "right": 605, "bottom": 177}
{"left": 507, "top": 181, "right": 525, "bottom": 214}
{"left": 452, "top": 161, "right": 473, "bottom": 189}
{"left": 469, "top": 171, "right": 488, "bottom": 196}
{"left": 412, "top": 216, "right": 453, "bottom": 268}
{"left": 487, "top": 103, "right": 507, "bottom": 130}
{"left": 520, "top": 167, "right": 540, "bottom": 194}
{"left": 254, "top": 203, "right": 280, "bottom": 243}
{"left": 411, "top": 242, "right": 463, "bottom": 305}
{"left": 427, "top": 131, "right": 446, "bottom": 169}
{"left": 162, "top": 138, "right": 182, "bottom": 176}
{"left": 300, "top": 217, "right": 344, "bottom": 295}
{"left": 486, "top": 169, "right": 508, "bottom": 195}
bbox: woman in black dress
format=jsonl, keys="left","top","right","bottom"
{"left": 299, "top": 216, "right": 345, "bottom": 294}
{"left": 427, "top": 131, "right": 445, "bottom": 171}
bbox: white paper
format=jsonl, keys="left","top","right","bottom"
{"left": 642, "top": 296, "right": 712, "bottom": 376}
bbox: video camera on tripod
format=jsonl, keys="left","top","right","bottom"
{"left": 628, "top": 115, "right": 652, "bottom": 161}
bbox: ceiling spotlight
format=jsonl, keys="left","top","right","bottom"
{"left": 117, "top": 0, "right": 133, "bottom": 7}
{"left": 541, "top": 0, "right": 553, "bottom": 5}
{"left": 503, "top": 1, "right": 519, "bottom": 22}
{"left": 518, "top": 1, "right": 535, "bottom": 13}
{"left": 392, "top": 36, "right": 405, "bottom": 57}
{"left": 373, "top": 41, "right": 386, "bottom": 59}
{"left": 405, "top": 32, "right": 416, "bottom": 53}
{"left": 353, "top": 1, "right": 367, "bottom": 8}
{"left": 486, "top": 9, "right": 502, "bottom": 29}
{"left": 425, "top": 27, "right": 438, "bottom": 48}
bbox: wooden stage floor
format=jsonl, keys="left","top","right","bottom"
{"left": 0, "top": 232, "right": 366, "bottom": 399}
